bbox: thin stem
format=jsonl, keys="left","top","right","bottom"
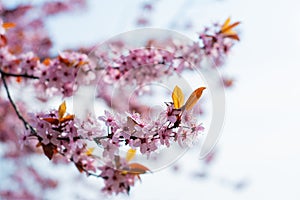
{"left": 93, "top": 135, "right": 109, "bottom": 145}
{"left": 56, "top": 136, "right": 81, "bottom": 141}
{"left": 69, "top": 156, "right": 100, "bottom": 177}
{"left": 180, "top": 125, "right": 192, "bottom": 130}
{"left": 1, "top": 73, "right": 37, "bottom": 135}
{"left": 0, "top": 69, "right": 39, "bottom": 79}
{"left": 85, "top": 170, "right": 101, "bottom": 177}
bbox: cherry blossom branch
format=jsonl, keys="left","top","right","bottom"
{"left": 0, "top": 72, "right": 37, "bottom": 135}
{"left": 0, "top": 10, "right": 241, "bottom": 195}
{"left": 0, "top": 69, "right": 39, "bottom": 79}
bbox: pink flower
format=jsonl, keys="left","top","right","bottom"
{"left": 159, "top": 128, "right": 172, "bottom": 147}
{"left": 99, "top": 164, "right": 136, "bottom": 195}
{"left": 75, "top": 117, "right": 105, "bottom": 140}
{"left": 0, "top": 47, "right": 18, "bottom": 73}
{"left": 18, "top": 52, "right": 40, "bottom": 76}
{"left": 99, "top": 111, "right": 119, "bottom": 128}
{"left": 140, "top": 139, "right": 158, "bottom": 155}
{"left": 100, "top": 140, "right": 119, "bottom": 159}
{"left": 33, "top": 52, "right": 95, "bottom": 97}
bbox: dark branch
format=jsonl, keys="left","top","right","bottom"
{"left": 1, "top": 72, "right": 37, "bottom": 135}
{"left": 85, "top": 170, "right": 101, "bottom": 177}
{"left": 0, "top": 69, "right": 39, "bottom": 79}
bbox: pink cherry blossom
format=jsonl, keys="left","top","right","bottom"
{"left": 0, "top": 3, "right": 240, "bottom": 195}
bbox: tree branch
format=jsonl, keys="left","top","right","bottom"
{"left": 1, "top": 72, "right": 37, "bottom": 135}
{"left": 0, "top": 69, "right": 39, "bottom": 79}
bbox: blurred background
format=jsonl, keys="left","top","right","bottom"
{"left": 1, "top": 0, "right": 300, "bottom": 199}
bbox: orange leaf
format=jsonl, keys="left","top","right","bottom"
{"left": 43, "top": 58, "right": 51, "bottom": 66}
{"left": 85, "top": 147, "right": 95, "bottom": 156}
{"left": 0, "top": 35, "right": 7, "bottom": 47}
{"left": 221, "top": 21, "right": 240, "bottom": 35}
{"left": 127, "top": 163, "right": 150, "bottom": 174}
{"left": 42, "top": 143, "right": 57, "bottom": 160}
{"left": 16, "top": 76, "right": 22, "bottom": 83}
{"left": 2, "top": 22, "right": 16, "bottom": 29}
{"left": 172, "top": 85, "right": 184, "bottom": 109}
{"left": 75, "top": 162, "right": 84, "bottom": 173}
{"left": 78, "top": 60, "right": 87, "bottom": 66}
{"left": 220, "top": 17, "right": 240, "bottom": 41}
{"left": 36, "top": 141, "right": 42, "bottom": 148}
{"left": 221, "top": 17, "right": 231, "bottom": 31}
{"left": 225, "top": 34, "right": 240, "bottom": 41}
{"left": 58, "top": 55, "right": 71, "bottom": 66}
{"left": 126, "top": 148, "right": 136, "bottom": 162}
{"left": 184, "top": 87, "right": 206, "bottom": 111}
{"left": 60, "top": 114, "right": 75, "bottom": 123}
{"left": 42, "top": 118, "right": 59, "bottom": 125}
{"left": 58, "top": 101, "right": 66, "bottom": 120}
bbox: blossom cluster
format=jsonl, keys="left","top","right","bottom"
{"left": 0, "top": 9, "right": 240, "bottom": 196}
{"left": 98, "top": 159, "right": 137, "bottom": 194}
{"left": 199, "top": 18, "right": 240, "bottom": 66}
{"left": 98, "top": 103, "right": 204, "bottom": 159}
{"left": 95, "top": 18, "right": 240, "bottom": 88}
{"left": 23, "top": 86, "right": 205, "bottom": 194}
{"left": 25, "top": 102, "right": 100, "bottom": 174}
{"left": 36, "top": 52, "right": 96, "bottom": 97}
{"left": 105, "top": 48, "right": 175, "bottom": 85}
{"left": 23, "top": 102, "right": 145, "bottom": 194}
{"left": 0, "top": 27, "right": 96, "bottom": 97}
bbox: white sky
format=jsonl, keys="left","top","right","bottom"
{"left": 4, "top": 0, "right": 300, "bottom": 199}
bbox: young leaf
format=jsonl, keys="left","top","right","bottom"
{"left": 58, "top": 55, "right": 72, "bottom": 66}
{"left": 126, "top": 148, "right": 136, "bottom": 162}
{"left": 58, "top": 101, "right": 66, "bottom": 120}
{"left": 16, "top": 76, "right": 22, "bottom": 83}
{"left": 220, "top": 17, "right": 240, "bottom": 41}
{"left": 172, "top": 85, "right": 184, "bottom": 109}
{"left": 42, "top": 118, "right": 59, "bottom": 125}
{"left": 42, "top": 143, "right": 57, "bottom": 160}
{"left": 60, "top": 114, "right": 75, "bottom": 123}
{"left": 126, "top": 163, "right": 150, "bottom": 174}
{"left": 75, "top": 162, "right": 84, "bottom": 173}
{"left": 2, "top": 22, "right": 16, "bottom": 29}
{"left": 43, "top": 58, "right": 51, "bottom": 66}
{"left": 184, "top": 87, "right": 206, "bottom": 111}
{"left": 0, "top": 35, "right": 7, "bottom": 46}
{"left": 221, "top": 17, "right": 231, "bottom": 31}
{"left": 85, "top": 147, "right": 95, "bottom": 156}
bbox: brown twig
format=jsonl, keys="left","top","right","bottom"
{"left": 1, "top": 72, "right": 37, "bottom": 135}
{"left": 0, "top": 69, "right": 39, "bottom": 79}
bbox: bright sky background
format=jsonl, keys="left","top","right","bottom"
{"left": 4, "top": 0, "right": 300, "bottom": 199}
